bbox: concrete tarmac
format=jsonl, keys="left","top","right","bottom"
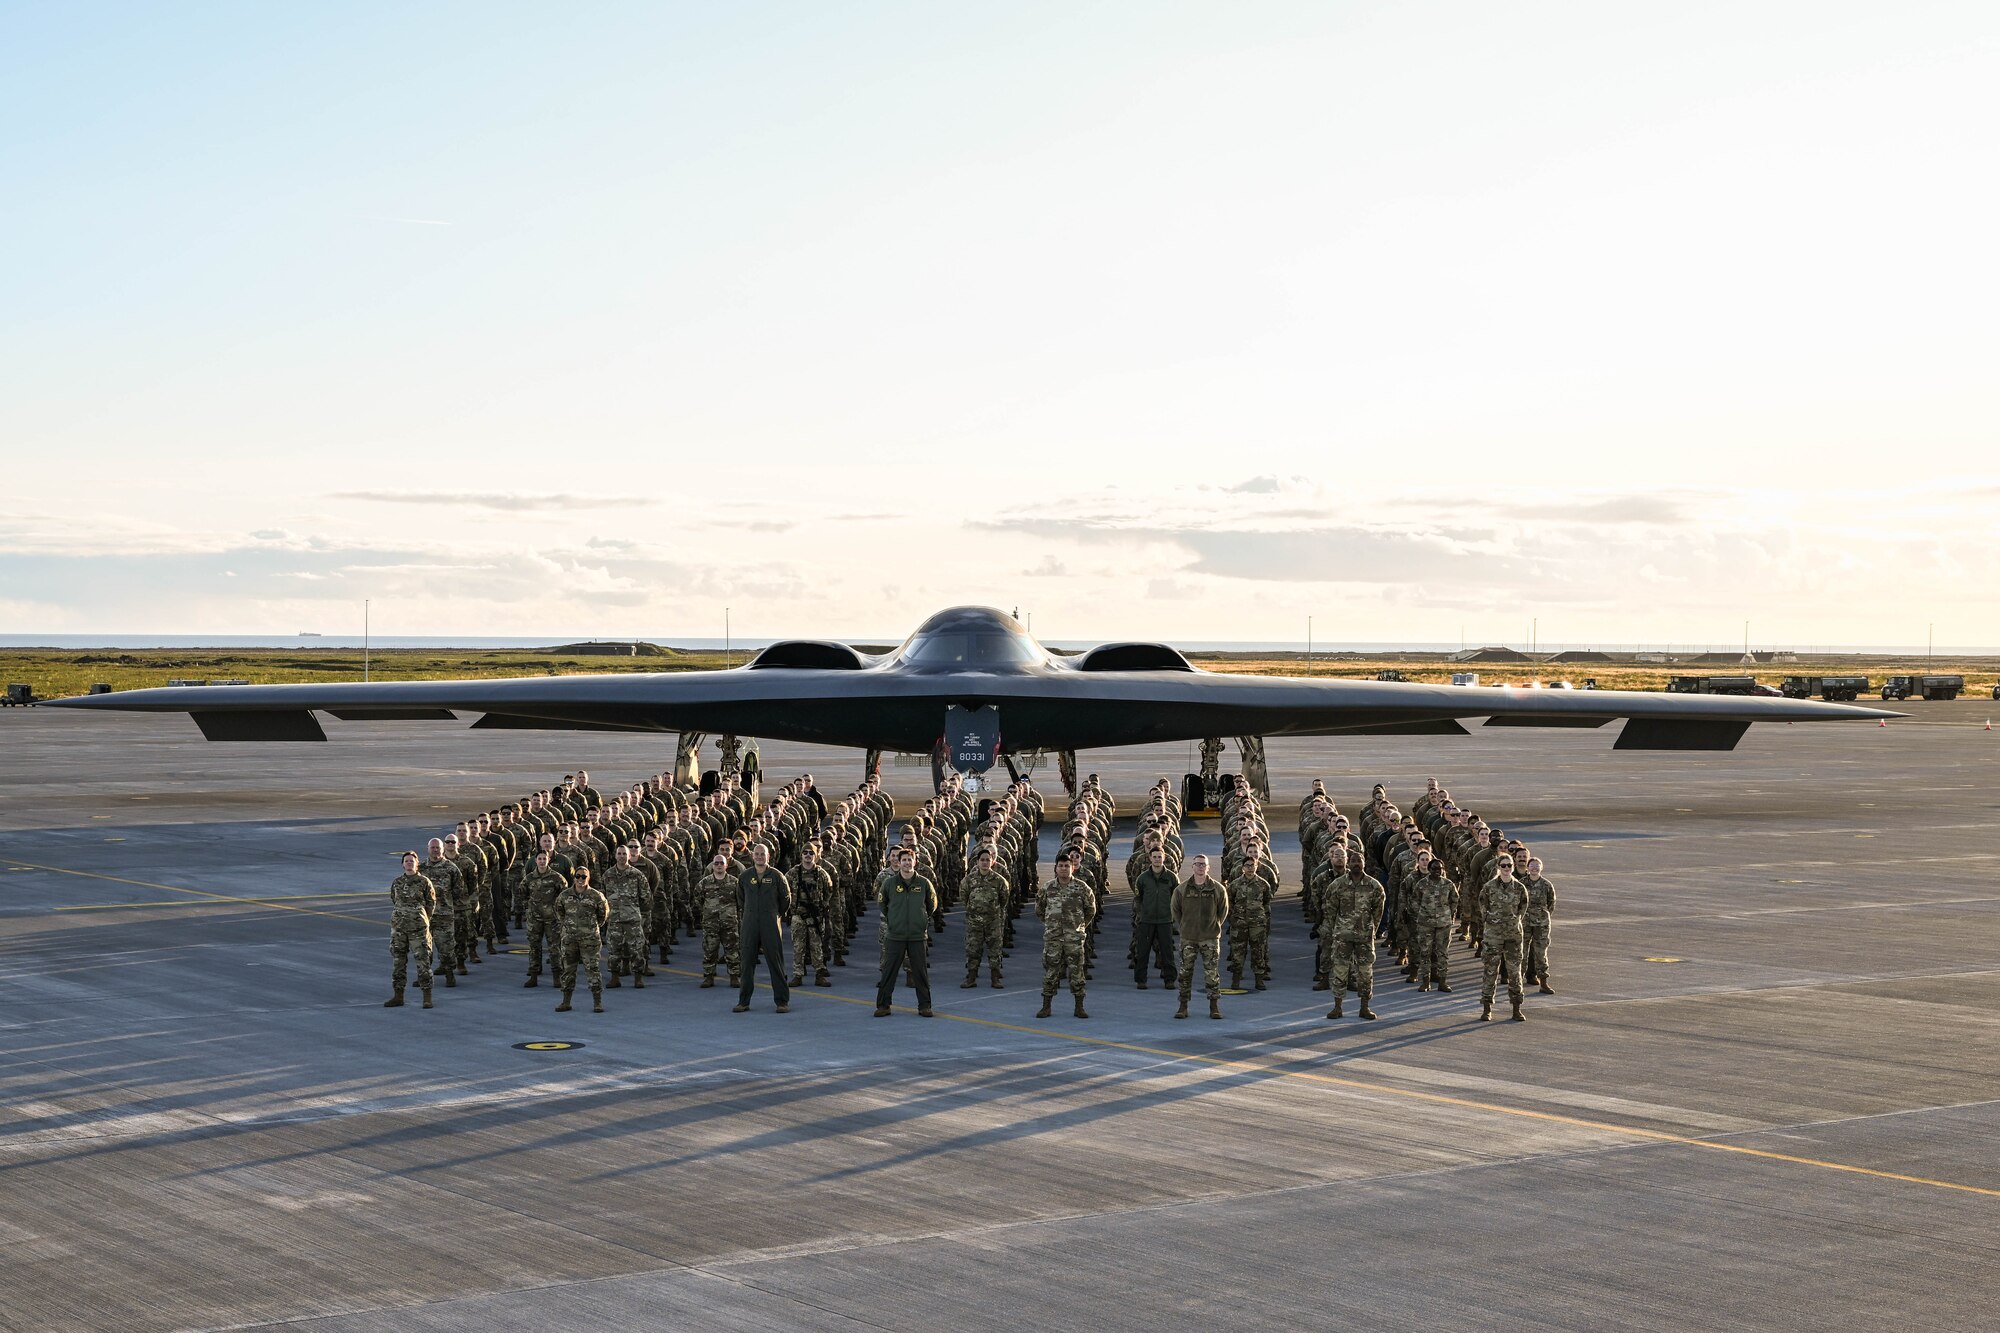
{"left": 2, "top": 705, "right": 1996, "bottom": 1330}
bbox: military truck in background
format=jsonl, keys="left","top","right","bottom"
{"left": 1666, "top": 675, "right": 1759, "bottom": 696}
{"left": 1880, "top": 674, "right": 1963, "bottom": 701}
{"left": 1780, "top": 674, "right": 1870, "bottom": 701}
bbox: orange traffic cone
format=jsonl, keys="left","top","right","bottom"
{"left": 1985, "top": 719, "right": 1992, "bottom": 731}
{"left": 1878, "top": 719, "right": 1887, "bottom": 727}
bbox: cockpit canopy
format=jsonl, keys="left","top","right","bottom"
{"left": 889, "top": 606, "right": 1047, "bottom": 673}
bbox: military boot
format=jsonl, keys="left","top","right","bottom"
{"left": 420, "top": 985, "right": 433, "bottom": 1009}
{"left": 1359, "top": 990, "right": 1378, "bottom": 1021}
{"left": 1479, "top": 1001, "right": 1492, "bottom": 1021}
{"left": 1175, "top": 999, "right": 1189, "bottom": 1019}
{"left": 556, "top": 990, "right": 573, "bottom": 1012}
{"left": 1209, "top": 995, "right": 1223, "bottom": 1020}
{"left": 524, "top": 974, "right": 539, "bottom": 987}
{"left": 1036, "top": 995, "right": 1054, "bottom": 1018}
{"left": 608, "top": 973, "right": 622, "bottom": 988}
{"left": 789, "top": 973, "right": 804, "bottom": 988}
{"left": 1312, "top": 977, "right": 1330, "bottom": 991}
{"left": 1510, "top": 1002, "right": 1526, "bottom": 1022}
{"left": 1327, "top": 996, "right": 1343, "bottom": 1019}
{"left": 633, "top": 973, "right": 645, "bottom": 988}
{"left": 728, "top": 973, "right": 741, "bottom": 989}
{"left": 1073, "top": 996, "right": 1089, "bottom": 1019}
{"left": 592, "top": 992, "right": 604, "bottom": 1013}
{"left": 990, "top": 968, "right": 1002, "bottom": 988}
{"left": 383, "top": 986, "right": 404, "bottom": 1008}
{"left": 1230, "top": 968, "right": 1242, "bottom": 989}
{"left": 960, "top": 973, "right": 979, "bottom": 989}
{"left": 1538, "top": 980, "right": 1555, "bottom": 995}
{"left": 816, "top": 969, "right": 832, "bottom": 986}
{"left": 1438, "top": 982, "right": 1453, "bottom": 993}
{"left": 699, "top": 976, "right": 715, "bottom": 988}
{"left": 444, "top": 969, "right": 457, "bottom": 988}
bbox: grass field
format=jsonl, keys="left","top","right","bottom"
{"left": 4, "top": 647, "right": 1994, "bottom": 700}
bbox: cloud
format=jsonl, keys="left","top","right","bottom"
{"left": 1225, "top": 476, "right": 1282, "bottom": 494}
{"left": 1495, "top": 495, "right": 1689, "bottom": 524}
{"left": 1023, "top": 556, "right": 1068, "bottom": 577}
{"left": 331, "top": 491, "right": 651, "bottom": 512}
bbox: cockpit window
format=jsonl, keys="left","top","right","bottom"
{"left": 899, "top": 632, "right": 1043, "bottom": 666}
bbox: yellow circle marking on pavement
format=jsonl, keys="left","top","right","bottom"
{"left": 1643, "top": 956, "right": 1685, "bottom": 963}
{"left": 515, "top": 1041, "right": 582, "bottom": 1051}
{"left": 1218, "top": 987, "right": 1251, "bottom": 995}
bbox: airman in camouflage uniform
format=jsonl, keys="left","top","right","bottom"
{"left": 599, "top": 846, "right": 651, "bottom": 989}
{"left": 519, "top": 852, "right": 568, "bottom": 987}
{"left": 959, "top": 847, "right": 1009, "bottom": 988}
{"left": 695, "top": 853, "right": 742, "bottom": 988}
{"left": 788, "top": 846, "right": 835, "bottom": 987}
{"left": 1521, "top": 856, "right": 1557, "bottom": 995}
{"left": 1323, "top": 852, "right": 1386, "bottom": 1020}
{"left": 1479, "top": 855, "right": 1529, "bottom": 1021}
{"left": 1036, "top": 853, "right": 1096, "bottom": 1019}
{"left": 1226, "top": 840, "right": 1277, "bottom": 990}
{"left": 385, "top": 851, "right": 435, "bottom": 1008}
{"left": 1409, "top": 854, "right": 1458, "bottom": 992}
{"left": 421, "top": 838, "right": 464, "bottom": 983}
{"left": 554, "top": 869, "right": 610, "bottom": 1013}
{"left": 1171, "top": 856, "right": 1229, "bottom": 1019}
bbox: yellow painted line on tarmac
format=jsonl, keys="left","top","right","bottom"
{"left": 3, "top": 860, "right": 381, "bottom": 927}
{"left": 56, "top": 892, "right": 383, "bottom": 912}
{"left": 668, "top": 965, "right": 2000, "bottom": 1202}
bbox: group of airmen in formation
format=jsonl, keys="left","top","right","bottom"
{"left": 384, "top": 758, "right": 1556, "bottom": 1025}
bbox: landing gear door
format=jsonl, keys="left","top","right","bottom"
{"left": 946, "top": 704, "right": 999, "bottom": 774}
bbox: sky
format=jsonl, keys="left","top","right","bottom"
{"left": 2, "top": 0, "right": 1996, "bottom": 648}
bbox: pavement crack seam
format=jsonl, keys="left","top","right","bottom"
{"left": 681, "top": 966, "right": 2000, "bottom": 1202}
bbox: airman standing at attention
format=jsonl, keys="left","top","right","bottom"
{"left": 696, "top": 852, "right": 742, "bottom": 989}
{"left": 520, "top": 851, "right": 567, "bottom": 987}
{"left": 421, "top": 837, "right": 463, "bottom": 985}
{"left": 1036, "top": 851, "right": 1096, "bottom": 1019}
{"left": 1131, "top": 847, "right": 1179, "bottom": 990}
{"left": 1479, "top": 855, "right": 1529, "bottom": 1022}
{"left": 873, "top": 848, "right": 939, "bottom": 1017}
{"left": 959, "top": 846, "right": 1009, "bottom": 989}
{"left": 1521, "top": 856, "right": 1557, "bottom": 994}
{"left": 1226, "top": 838, "right": 1276, "bottom": 991}
{"left": 385, "top": 851, "right": 435, "bottom": 1009}
{"left": 1171, "top": 855, "right": 1229, "bottom": 1020}
{"left": 733, "top": 843, "right": 793, "bottom": 1013}
{"left": 788, "top": 844, "right": 835, "bottom": 988}
{"left": 1323, "top": 851, "right": 1385, "bottom": 1020}
{"left": 599, "top": 846, "right": 650, "bottom": 989}
{"left": 554, "top": 868, "right": 610, "bottom": 1013}
{"left": 1409, "top": 854, "right": 1458, "bottom": 993}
